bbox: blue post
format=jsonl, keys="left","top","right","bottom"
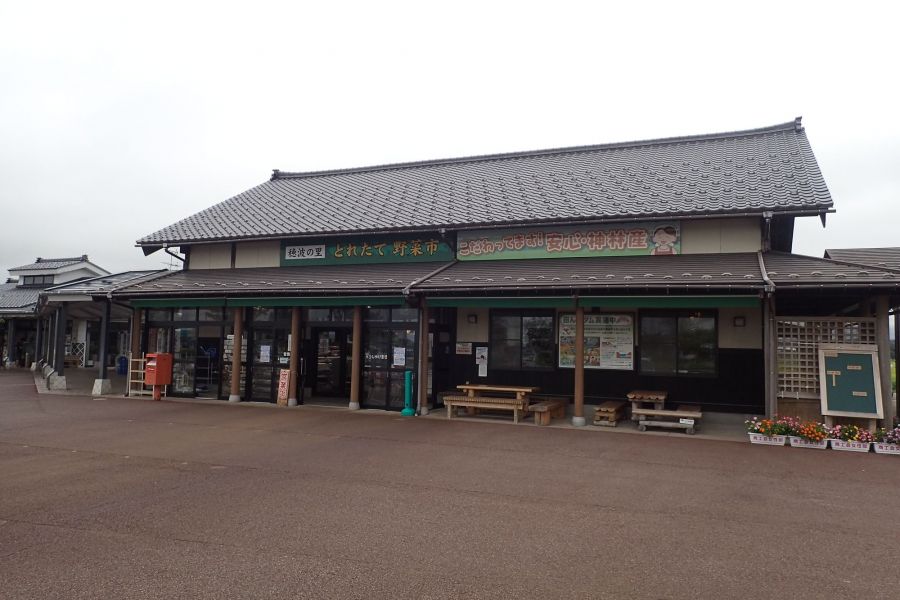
{"left": 401, "top": 369, "right": 415, "bottom": 416}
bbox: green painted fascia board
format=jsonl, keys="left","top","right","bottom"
{"left": 578, "top": 296, "right": 760, "bottom": 309}
{"left": 132, "top": 298, "right": 226, "bottom": 308}
{"left": 226, "top": 296, "right": 404, "bottom": 307}
{"left": 428, "top": 297, "right": 575, "bottom": 308}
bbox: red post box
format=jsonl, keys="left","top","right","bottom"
{"left": 145, "top": 353, "right": 173, "bottom": 386}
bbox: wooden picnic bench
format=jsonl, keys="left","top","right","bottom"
{"left": 445, "top": 384, "right": 540, "bottom": 424}
{"left": 633, "top": 404, "right": 703, "bottom": 435}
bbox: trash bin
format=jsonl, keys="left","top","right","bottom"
{"left": 117, "top": 355, "right": 128, "bottom": 375}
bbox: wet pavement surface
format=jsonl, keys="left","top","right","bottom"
{"left": 1, "top": 370, "right": 899, "bottom": 599}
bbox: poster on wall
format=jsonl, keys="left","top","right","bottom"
{"left": 475, "top": 346, "right": 488, "bottom": 377}
{"left": 455, "top": 342, "right": 473, "bottom": 355}
{"left": 457, "top": 222, "right": 679, "bottom": 260}
{"left": 393, "top": 346, "right": 406, "bottom": 367}
{"left": 558, "top": 314, "right": 634, "bottom": 370}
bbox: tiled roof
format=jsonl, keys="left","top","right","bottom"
{"left": 823, "top": 248, "right": 900, "bottom": 272}
{"left": 762, "top": 252, "right": 900, "bottom": 287}
{"left": 43, "top": 271, "right": 166, "bottom": 296}
{"left": 112, "top": 263, "right": 449, "bottom": 297}
{"left": 416, "top": 254, "right": 765, "bottom": 292}
{"left": 137, "top": 118, "right": 833, "bottom": 246}
{"left": 9, "top": 256, "right": 89, "bottom": 271}
{"left": 0, "top": 282, "right": 40, "bottom": 314}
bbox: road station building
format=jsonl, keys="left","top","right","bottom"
{"left": 110, "top": 118, "right": 899, "bottom": 427}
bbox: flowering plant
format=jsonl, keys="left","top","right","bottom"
{"left": 745, "top": 415, "right": 797, "bottom": 436}
{"left": 875, "top": 426, "right": 900, "bottom": 444}
{"left": 794, "top": 421, "right": 829, "bottom": 442}
{"left": 830, "top": 424, "right": 874, "bottom": 443}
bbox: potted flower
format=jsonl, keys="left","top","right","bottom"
{"left": 829, "top": 424, "right": 874, "bottom": 452}
{"left": 874, "top": 426, "right": 900, "bottom": 455}
{"left": 789, "top": 421, "right": 829, "bottom": 449}
{"left": 746, "top": 416, "right": 795, "bottom": 445}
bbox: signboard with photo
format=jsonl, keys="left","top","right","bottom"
{"left": 558, "top": 314, "right": 634, "bottom": 371}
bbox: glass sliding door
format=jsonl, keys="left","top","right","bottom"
{"left": 172, "top": 327, "right": 197, "bottom": 395}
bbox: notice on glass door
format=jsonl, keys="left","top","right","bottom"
{"left": 259, "top": 344, "right": 271, "bottom": 363}
{"left": 393, "top": 346, "right": 406, "bottom": 367}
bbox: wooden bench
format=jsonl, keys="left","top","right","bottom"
{"left": 443, "top": 394, "right": 529, "bottom": 424}
{"left": 593, "top": 401, "right": 626, "bottom": 427}
{"left": 528, "top": 400, "right": 565, "bottom": 426}
{"left": 632, "top": 404, "right": 702, "bottom": 435}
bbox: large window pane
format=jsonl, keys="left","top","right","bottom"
{"left": 491, "top": 315, "right": 520, "bottom": 341}
{"left": 677, "top": 316, "right": 716, "bottom": 375}
{"left": 522, "top": 316, "right": 554, "bottom": 368}
{"left": 640, "top": 316, "right": 677, "bottom": 374}
{"left": 491, "top": 339, "right": 521, "bottom": 369}
{"left": 173, "top": 308, "right": 196, "bottom": 321}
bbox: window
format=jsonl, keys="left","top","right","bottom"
{"left": 639, "top": 311, "right": 717, "bottom": 376}
{"left": 490, "top": 310, "right": 554, "bottom": 370}
{"left": 20, "top": 275, "right": 52, "bottom": 286}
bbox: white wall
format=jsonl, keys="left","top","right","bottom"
{"left": 234, "top": 241, "right": 280, "bottom": 268}
{"left": 456, "top": 307, "right": 489, "bottom": 342}
{"left": 189, "top": 243, "right": 232, "bottom": 269}
{"left": 681, "top": 217, "right": 761, "bottom": 254}
{"left": 718, "top": 307, "right": 762, "bottom": 349}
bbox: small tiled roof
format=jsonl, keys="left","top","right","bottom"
{"left": 824, "top": 248, "right": 900, "bottom": 272}
{"left": 112, "top": 263, "right": 449, "bottom": 298}
{"left": 417, "top": 254, "right": 765, "bottom": 292}
{"left": 137, "top": 118, "right": 833, "bottom": 247}
{"left": 762, "top": 252, "right": 900, "bottom": 287}
{"left": 9, "top": 256, "right": 90, "bottom": 272}
{"left": 42, "top": 270, "right": 165, "bottom": 297}
{"left": 0, "top": 282, "right": 40, "bottom": 315}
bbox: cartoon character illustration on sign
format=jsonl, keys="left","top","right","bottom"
{"left": 650, "top": 226, "right": 678, "bottom": 255}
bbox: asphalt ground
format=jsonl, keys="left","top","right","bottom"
{"left": 1, "top": 370, "right": 898, "bottom": 599}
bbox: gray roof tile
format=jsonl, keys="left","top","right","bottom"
{"left": 417, "top": 254, "right": 765, "bottom": 292}
{"left": 113, "top": 263, "right": 446, "bottom": 297}
{"left": 0, "top": 283, "right": 40, "bottom": 314}
{"left": 9, "top": 256, "right": 90, "bottom": 272}
{"left": 763, "top": 252, "right": 900, "bottom": 286}
{"left": 138, "top": 118, "right": 833, "bottom": 246}
{"left": 823, "top": 248, "right": 900, "bottom": 272}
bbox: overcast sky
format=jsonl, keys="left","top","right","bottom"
{"left": 1, "top": 1, "right": 898, "bottom": 280}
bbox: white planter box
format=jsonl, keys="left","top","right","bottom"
{"left": 748, "top": 433, "right": 787, "bottom": 446}
{"left": 873, "top": 442, "right": 900, "bottom": 455}
{"left": 788, "top": 436, "right": 828, "bottom": 449}
{"left": 829, "top": 440, "right": 872, "bottom": 453}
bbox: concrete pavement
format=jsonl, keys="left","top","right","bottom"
{"left": 1, "top": 370, "right": 899, "bottom": 599}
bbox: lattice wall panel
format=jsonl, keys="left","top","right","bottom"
{"left": 776, "top": 318, "right": 876, "bottom": 397}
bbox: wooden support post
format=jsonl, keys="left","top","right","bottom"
{"left": 875, "top": 296, "right": 894, "bottom": 426}
{"left": 33, "top": 317, "right": 43, "bottom": 368}
{"left": 418, "top": 299, "right": 430, "bottom": 415}
{"left": 130, "top": 308, "right": 142, "bottom": 360}
{"left": 763, "top": 297, "right": 775, "bottom": 418}
{"left": 288, "top": 307, "right": 300, "bottom": 406}
{"left": 573, "top": 305, "right": 586, "bottom": 426}
{"left": 229, "top": 307, "right": 243, "bottom": 402}
{"left": 349, "top": 305, "right": 362, "bottom": 410}
{"left": 54, "top": 304, "right": 67, "bottom": 375}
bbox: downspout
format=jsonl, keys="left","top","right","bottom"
{"left": 758, "top": 251, "right": 777, "bottom": 418}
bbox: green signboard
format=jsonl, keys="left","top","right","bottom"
{"left": 281, "top": 234, "right": 453, "bottom": 266}
{"left": 818, "top": 344, "right": 884, "bottom": 418}
{"left": 457, "top": 222, "right": 680, "bottom": 261}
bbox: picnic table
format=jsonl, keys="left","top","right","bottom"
{"left": 444, "top": 384, "right": 540, "bottom": 424}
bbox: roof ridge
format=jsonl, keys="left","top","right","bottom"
{"left": 272, "top": 118, "right": 804, "bottom": 181}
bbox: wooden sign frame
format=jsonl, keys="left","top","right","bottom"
{"left": 818, "top": 343, "right": 883, "bottom": 419}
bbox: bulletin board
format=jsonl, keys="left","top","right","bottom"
{"left": 818, "top": 343, "right": 883, "bottom": 419}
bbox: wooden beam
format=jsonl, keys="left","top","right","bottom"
{"left": 229, "top": 308, "right": 243, "bottom": 402}
{"left": 573, "top": 305, "right": 585, "bottom": 426}
{"left": 875, "top": 295, "right": 894, "bottom": 426}
{"left": 349, "top": 305, "right": 362, "bottom": 410}
{"left": 288, "top": 307, "right": 301, "bottom": 406}
{"left": 419, "top": 299, "right": 430, "bottom": 415}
